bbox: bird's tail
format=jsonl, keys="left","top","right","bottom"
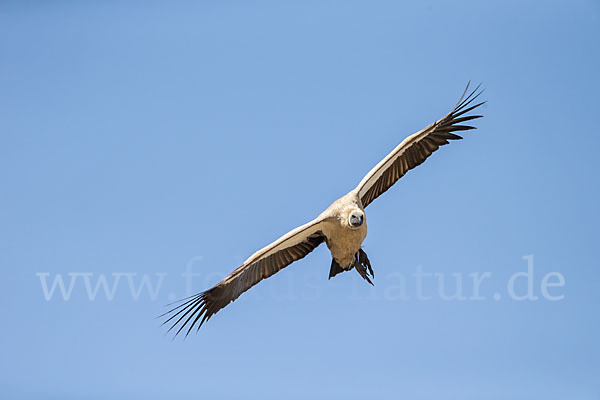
{"left": 354, "top": 249, "right": 374, "bottom": 286}
{"left": 328, "top": 258, "right": 345, "bottom": 279}
{"left": 328, "top": 250, "right": 374, "bottom": 285}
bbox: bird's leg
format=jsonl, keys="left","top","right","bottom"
{"left": 353, "top": 248, "right": 374, "bottom": 286}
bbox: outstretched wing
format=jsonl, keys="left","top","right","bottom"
{"left": 161, "top": 218, "right": 327, "bottom": 336}
{"left": 356, "top": 83, "right": 485, "bottom": 208}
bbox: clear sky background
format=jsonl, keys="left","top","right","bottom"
{"left": 1, "top": 1, "right": 599, "bottom": 399}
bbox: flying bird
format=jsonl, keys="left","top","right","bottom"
{"left": 162, "top": 83, "right": 485, "bottom": 336}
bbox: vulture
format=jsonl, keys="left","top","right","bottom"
{"left": 162, "top": 83, "right": 485, "bottom": 336}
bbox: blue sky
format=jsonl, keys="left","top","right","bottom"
{"left": 1, "top": 1, "right": 599, "bottom": 399}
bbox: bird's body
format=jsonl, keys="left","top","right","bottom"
{"left": 320, "top": 191, "right": 367, "bottom": 269}
{"left": 162, "top": 83, "right": 485, "bottom": 336}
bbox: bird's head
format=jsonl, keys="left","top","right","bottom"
{"left": 348, "top": 209, "right": 365, "bottom": 229}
